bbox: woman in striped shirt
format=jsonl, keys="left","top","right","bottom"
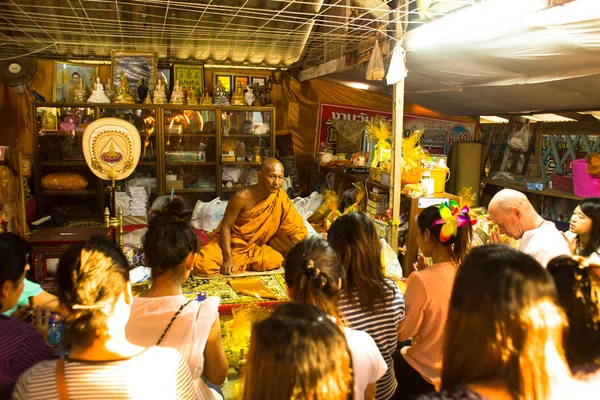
{"left": 13, "top": 237, "right": 199, "bottom": 400}
{"left": 329, "top": 212, "right": 406, "bottom": 400}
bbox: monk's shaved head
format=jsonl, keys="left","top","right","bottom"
{"left": 261, "top": 157, "right": 284, "bottom": 174}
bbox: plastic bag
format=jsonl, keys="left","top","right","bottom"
{"left": 191, "top": 198, "right": 228, "bottom": 232}
{"left": 41, "top": 172, "right": 88, "bottom": 190}
{"left": 508, "top": 122, "right": 530, "bottom": 152}
{"left": 386, "top": 40, "right": 408, "bottom": 85}
{"left": 381, "top": 239, "right": 402, "bottom": 280}
{"left": 366, "top": 40, "right": 385, "bottom": 81}
{"left": 293, "top": 191, "right": 324, "bottom": 220}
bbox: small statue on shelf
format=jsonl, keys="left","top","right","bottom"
{"left": 187, "top": 83, "right": 198, "bottom": 105}
{"left": 200, "top": 90, "right": 212, "bottom": 106}
{"left": 115, "top": 70, "right": 135, "bottom": 104}
{"left": 213, "top": 81, "right": 230, "bottom": 106}
{"left": 231, "top": 80, "right": 245, "bottom": 106}
{"left": 105, "top": 80, "right": 115, "bottom": 103}
{"left": 87, "top": 77, "right": 110, "bottom": 103}
{"left": 245, "top": 85, "right": 255, "bottom": 106}
{"left": 170, "top": 80, "right": 185, "bottom": 105}
{"left": 264, "top": 77, "right": 273, "bottom": 105}
{"left": 143, "top": 92, "right": 152, "bottom": 104}
{"left": 73, "top": 80, "right": 86, "bottom": 103}
{"left": 137, "top": 77, "right": 149, "bottom": 103}
{"left": 153, "top": 78, "right": 167, "bottom": 104}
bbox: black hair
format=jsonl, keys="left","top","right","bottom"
{"left": 547, "top": 256, "right": 600, "bottom": 372}
{"left": 0, "top": 239, "right": 28, "bottom": 309}
{"left": 0, "top": 232, "right": 33, "bottom": 267}
{"left": 57, "top": 236, "right": 129, "bottom": 347}
{"left": 284, "top": 237, "right": 344, "bottom": 319}
{"left": 417, "top": 204, "right": 472, "bottom": 264}
{"left": 143, "top": 197, "right": 198, "bottom": 277}
{"left": 577, "top": 198, "right": 600, "bottom": 257}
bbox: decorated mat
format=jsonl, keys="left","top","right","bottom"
{"left": 132, "top": 273, "right": 289, "bottom": 313}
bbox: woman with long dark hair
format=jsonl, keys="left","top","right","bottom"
{"left": 243, "top": 302, "right": 354, "bottom": 400}
{"left": 329, "top": 212, "right": 405, "bottom": 400}
{"left": 396, "top": 203, "right": 473, "bottom": 399}
{"left": 565, "top": 198, "right": 600, "bottom": 258}
{"left": 419, "top": 245, "right": 581, "bottom": 400}
{"left": 285, "top": 236, "right": 387, "bottom": 400}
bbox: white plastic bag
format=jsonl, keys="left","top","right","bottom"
{"left": 191, "top": 198, "right": 228, "bottom": 232}
{"left": 508, "top": 122, "right": 531, "bottom": 152}
{"left": 386, "top": 40, "right": 408, "bottom": 85}
{"left": 366, "top": 40, "right": 385, "bottom": 81}
{"left": 381, "top": 238, "right": 403, "bottom": 280}
{"left": 292, "top": 191, "right": 324, "bottom": 220}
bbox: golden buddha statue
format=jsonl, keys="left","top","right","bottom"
{"left": 187, "top": 84, "right": 198, "bottom": 105}
{"left": 115, "top": 70, "right": 135, "bottom": 104}
{"left": 143, "top": 92, "right": 152, "bottom": 104}
{"left": 230, "top": 80, "right": 245, "bottom": 106}
{"left": 200, "top": 90, "right": 212, "bottom": 106}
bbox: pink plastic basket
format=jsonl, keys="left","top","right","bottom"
{"left": 572, "top": 158, "right": 600, "bottom": 198}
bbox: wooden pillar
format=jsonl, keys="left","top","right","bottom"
{"left": 388, "top": 5, "right": 405, "bottom": 252}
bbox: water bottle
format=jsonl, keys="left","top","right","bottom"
{"left": 47, "top": 315, "right": 63, "bottom": 354}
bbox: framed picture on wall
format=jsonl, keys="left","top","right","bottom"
{"left": 233, "top": 76, "right": 249, "bottom": 89}
{"left": 250, "top": 76, "right": 267, "bottom": 86}
{"left": 215, "top": 74, "right": 232, "bottom": 95}
{"left": 173, "top": 64, "right": 204, "bottom": 97}
{"left": 52, "top": 61, "right": 99, "bottom": 102}
{"left": 111, "top": 51, "right": 158, "bottom": 92}
{"left": 159, "top": 68, "right": 171, "bottom": 87}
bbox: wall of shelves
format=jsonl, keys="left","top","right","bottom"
{"left": 33, "top": 102, "right": 275, "bottom": 220}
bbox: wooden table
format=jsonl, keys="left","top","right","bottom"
{"left": 28, "top": 227, "right": 112, "bottom": 292}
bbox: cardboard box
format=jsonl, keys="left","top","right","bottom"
{"left": 166, "top": 180, "right": 183, "bottom": 190}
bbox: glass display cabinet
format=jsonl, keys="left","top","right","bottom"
{"left": 219, "top": 108, "right": 274, "bottom": 199}
{"left": 33, "top": 105, "right": 102, "bottom": 219}
{"left": 33, "top": 103, "right": 276, "bottom": 221}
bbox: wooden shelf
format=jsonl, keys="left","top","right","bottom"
{"left": 42, "top": 190, "right": 97, "bottom": 195}
{"left": 175, "top": 188, "right": 216, "bottom": 193}
{"left": 38, "top": 132, "right": 83, "bottom": 136}
{"left": 41, "top": 161, "right": 86, "bottom": 166}
{"left": 165, "top": 134, "right": 216, "bottom": 137}
{"left": 481, "top": 177, "right": 582, "bottom": 200}
{"left": 137, "top": 161, "right": 156, "bottom": 166}
{"left": 224, "top": 134, "right": 270, "bottom": 138}
{"left": 221, "top": 161, "right": 260, "bottom": 166}
{"left": 166, "top": 161, "right": 216, "bottom": 166}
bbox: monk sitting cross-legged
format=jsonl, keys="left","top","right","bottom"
{"left": 194, "top": 158, "right": 308, "bottom": 275}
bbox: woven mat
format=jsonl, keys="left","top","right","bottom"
{"left": 133, "top": 273, "right": 289, "bottom": 307}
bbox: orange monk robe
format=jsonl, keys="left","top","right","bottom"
{"left": 194, "top": 188, "right": 308, "bottom": 275}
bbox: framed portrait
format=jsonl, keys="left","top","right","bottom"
{"left": 38, "top": 107, "right": 58, "bottom": 131}
{"left": 215, "top": 74, "right": 232, "bottom": 95}
{"left": 159, "top": 68, "right": 171, "bottom": 87}
{"left": 52, "top": 62, "right": 99, "bottom": 102}
{"left": 111, "top": 51, "right": 158, "bottom": 92}
{"left": 233, "top": 76, "right": 249, "bottom": 89}
{"left": 250, "top": 76, "right": 267, "bottom": 86}
{"left": 173, "top": 64, "right": 204, "bottom": 97}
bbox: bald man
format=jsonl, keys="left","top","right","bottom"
{"left": 488, "top": 189, "right": 570, "bottom": 267}
{"left": 195, "top": 158, "right": 308, "bottom": 275}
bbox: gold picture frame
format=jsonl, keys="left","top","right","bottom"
{"left": 111, "top": 51, "right": 158, "bottom": 93}
{"left": 215, "top": 74, "right": 232, "bottom": 95}
{"left": 173, "top": 64, "right": 204, "bottom": 98}
{"left": 52, "top": 61, "right": 99, "bottom": 102}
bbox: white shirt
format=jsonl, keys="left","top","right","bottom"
{"left": 344, "top": 327, "right": 388, "bottom": 400}
{"left": 519, "top": 221, "right": 571, "bottom": 267}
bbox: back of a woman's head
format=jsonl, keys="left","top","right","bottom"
{"left": 328, "top": 212, "right": 391, "bottom": 313}
{"left": 417, "top": 204, "right": 472, "bottom": 264}
{"left": 547, "top": 256, "right": 600, "bottom": 372}
{"left": 578, "top": 198, "right": 600, "bottom": 257}
{"left": 0, "top": 239, "right": 28, "bottom": 309}
{"left": 284, "top": 237, "right": 344, "bottom": 318}
{"left": 143, "top": 197, "right": 198, "bottom": 276}
{"left": 57, "top": 237, "right": 129, "bottom": 347}
{"left": 243, "top": 302, "right": 353, "bottom": 400}
{"left": 442, "top": 245, "right": 568, "bottom": 399}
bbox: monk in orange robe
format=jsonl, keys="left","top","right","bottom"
{"left": 194, "top": 158, "right": 308, "bottom": 275}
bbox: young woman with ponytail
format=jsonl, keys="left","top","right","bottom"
{"left": 284, "top": 236, "right": 387, "bottom": 400}
{"left": 126, "top": 197, "right": 228, "bottom": 399}
{"left": 395, "top": 202, "right": 474, "bottom": 400}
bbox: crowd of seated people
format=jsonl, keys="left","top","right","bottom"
{"left": 1, "top": 195, "right": 599, "bottom": 399}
